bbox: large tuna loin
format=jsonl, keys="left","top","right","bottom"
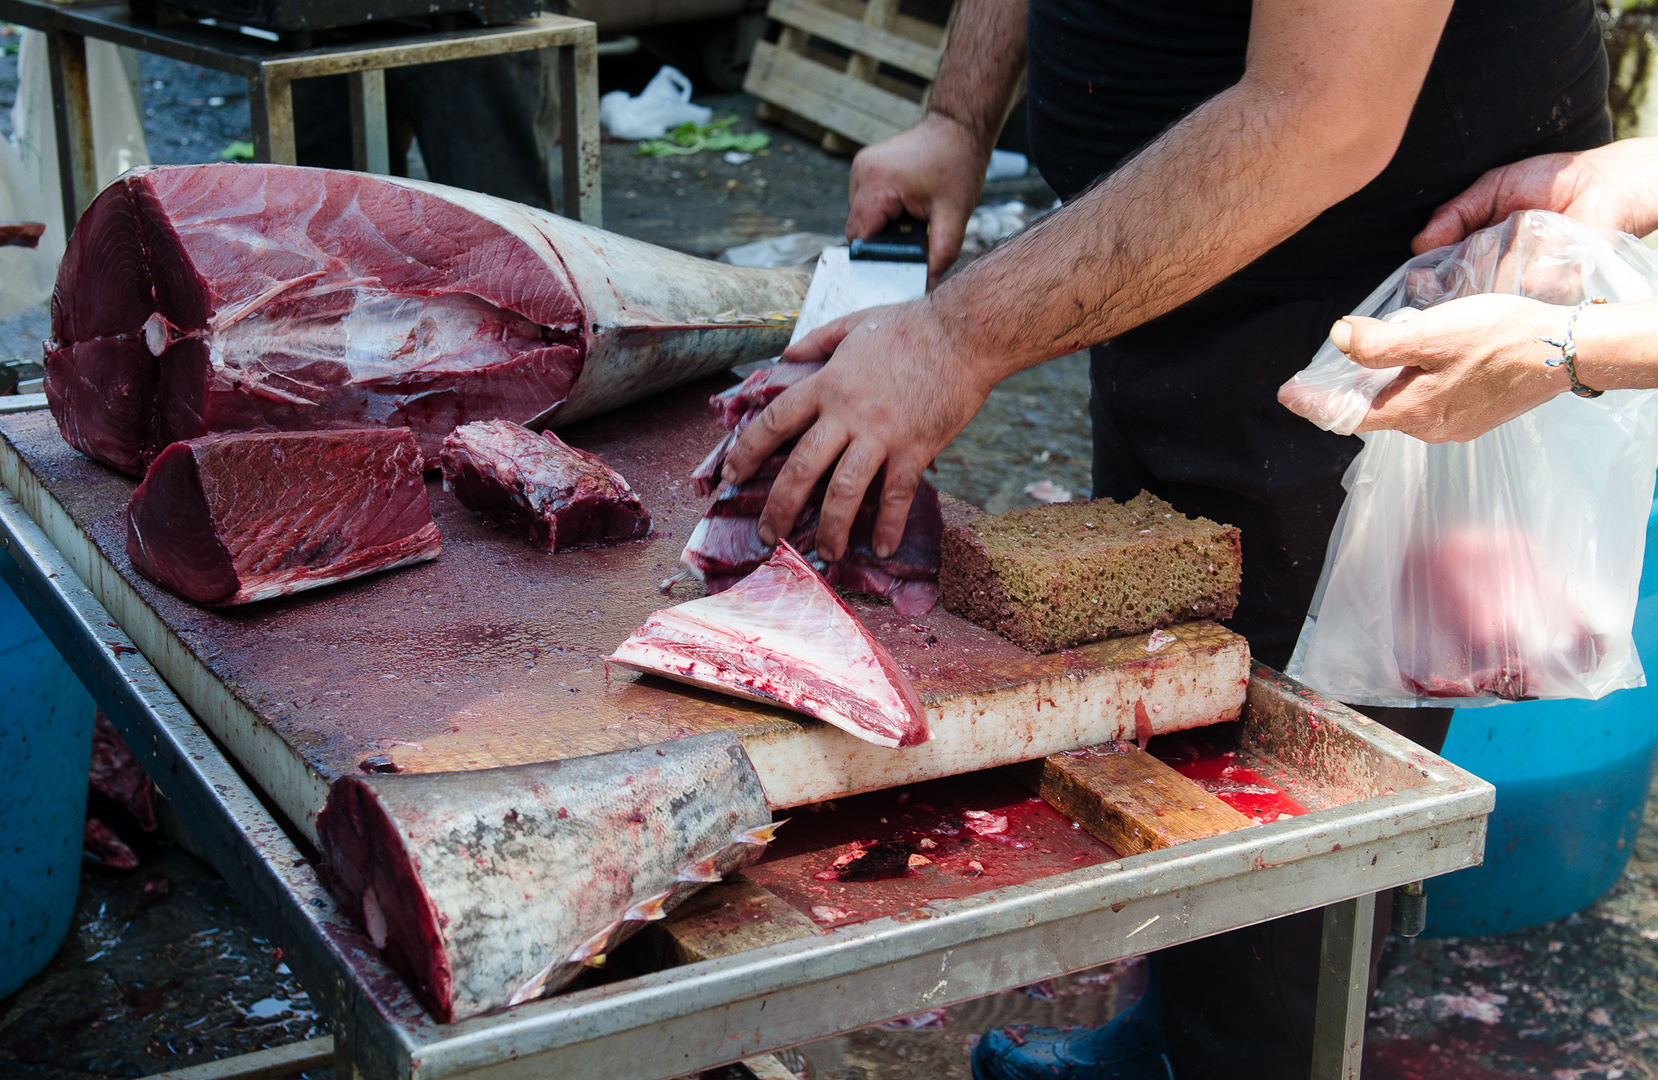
{"left": 47, "top": 163, "right": 807, "bottom": 476}
{"left": 127, "top": 428, "right": 440, "bottom": 605}
{"left": 315, "top": 733, "right": 777, "bottom": 1022}
{"left": 683, "top": 361, "right": 944, "bottom": 616}
{"left": 440, "top": 419, "right": 650, "bottom": 551}
{"left": 612, "top": 540, "right": 931, "bottom": 748}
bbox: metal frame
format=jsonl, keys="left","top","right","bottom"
{"left": 0, "top": 0, "right": 603, "bottom": 236}
{"left": 0, "top": 454, "right": 1494, "bottom": 1080}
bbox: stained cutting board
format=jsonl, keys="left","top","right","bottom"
{"left": 0, "top": 379, "right": 1249, "bottom": 843}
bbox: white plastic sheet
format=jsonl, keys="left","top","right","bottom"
{"left": 1284, "top": 211, "right": 1658, "bottom": 707}
{"left": 0, "top": 32, "right": 149, "bottom": 320}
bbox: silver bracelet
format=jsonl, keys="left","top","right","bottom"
{"left": 1539, "top": 296, "right": 1607, "bottom": 399}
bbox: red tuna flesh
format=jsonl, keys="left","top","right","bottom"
{"left": 612, "top": 540, "right": 931, "bottom": 748}
{"left": 47, "top": 164, "right": 805, "bottom": 476}
{"left": 684, "top": 361, "right": 943, "bottom": 616}
{"left": 1396, "top": 525, "right": 1597, "bottom": 700}
{"left": 315, "top": 733, "right": 775, "bottom": 1021}
{"left": 439, "top": 419, "right": 650, "bottom": 552}
{"left": 126, "top": 428, "right": 440, "bottom": 605}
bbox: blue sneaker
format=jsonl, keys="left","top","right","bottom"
{"left": 970, "top": 964, "right": 1174, "bottom": 1080}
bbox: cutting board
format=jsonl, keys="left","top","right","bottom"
{"left": 0, "top": 380, "right": 1249, "bottom": 843}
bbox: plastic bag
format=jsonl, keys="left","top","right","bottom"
{"left": 599, "top": 65, "right": 712, "bottom": 140}
{"left": 1283, "top": 210, "right": 1658, "bottom": 707}
{"left": 0, "top": 31, "right": 149, "bottom": 320}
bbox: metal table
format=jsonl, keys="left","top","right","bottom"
{"left": 0, "top": 0, "right": 603, "bottom": 237}
{"left": 0, "top": 402, "right": 1494, "bottom": 1080}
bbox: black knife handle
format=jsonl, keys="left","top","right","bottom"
{"left": 850, "top": 212, "right": 928, "bottom": 263}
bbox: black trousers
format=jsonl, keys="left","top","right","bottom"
{"left": 1090, "top": 285, "right": 1454, "bottom": 1079}
{"left": 291, "top": 52, "right": 553, "bottom": 210}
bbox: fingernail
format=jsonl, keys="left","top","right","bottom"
{"left": 721, "top": 465, "right": 735, "bottom": 483}
{"left": 758, "top": 526, "right": 775, "bottom": 546}
{"left": 875, "top": 543, "right": 894, "bottom": 559}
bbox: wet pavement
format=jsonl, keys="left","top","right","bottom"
{"left": 0, "top": 31, "right": 1654, "bottom": 1080}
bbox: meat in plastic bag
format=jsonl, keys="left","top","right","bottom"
{"left": 1282, "top": 211, "right": 1658, "bottom": 706}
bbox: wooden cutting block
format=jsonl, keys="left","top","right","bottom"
{"left": 0, "top": 381, "right": 1249, "bottom": 844}
{"left": 652, "top": 875, "right": 820, "bottom": 964}
{"left": 1034, "top": 747, "right": 1254, "bottom": 855}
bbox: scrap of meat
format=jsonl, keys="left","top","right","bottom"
{"left": 611, "top": 540, "right": 931, "bottom": 748}
{"left": 126, "top": 428, "right": 441, "bottom": 605}
{"left": 90, "top": 709, "right": 157, "bottom": 832}
{"left": 315, "top": 733, "right": 777, "bottom": 1022}
{"left": 683, "top": 360, "right": 943, "bottom": 616}
{"left": 0, "top": 221, "right": 44, "bottom": 247}
{"left": 46, "top": 163, "right": 805, "bottom": 476}
{"left": 440, "top": 419, "right": 650, "bottom": 552}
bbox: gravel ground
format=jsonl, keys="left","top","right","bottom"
{"left": 0, "top": 31, "right": 1653, "bottom": 1080}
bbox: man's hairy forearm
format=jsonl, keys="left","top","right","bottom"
{"left": 930, "top": 81, "right": 1391, "bottom": 386}
{"left": 927, "top": 0, "right": 1028, "bottom": 152}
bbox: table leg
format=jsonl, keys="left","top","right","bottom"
{"left": 250, "top": 70, "right": 297, "bottom": 165}
{"left": 348, "top": 69, "right": 390, "bottom": 175}
{"left": 1310, "top": 892, "right": 1377, "bottom": 1080}
{"left": 558, "top": 32, "right": 601, "bottom": 226}
{"left": 44, "top": 29, "right": 96, "bottom": 238}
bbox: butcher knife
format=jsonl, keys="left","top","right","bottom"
{"left": 789, "top": 213, "right": 930, "bottom": 344}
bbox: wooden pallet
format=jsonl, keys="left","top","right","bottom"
{"left": 745, "top": 0, "right": 955, "bottom": 155}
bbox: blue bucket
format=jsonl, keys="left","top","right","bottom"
{"left": 1424, "top": 501, "right": 1658, "bottom": 937}
{"left": 0, "top": 576, "right": 94, "bottom": 999}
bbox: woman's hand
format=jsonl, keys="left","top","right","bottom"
{"left": 1336, "top": 294, "right": 1574, "bottom": 441}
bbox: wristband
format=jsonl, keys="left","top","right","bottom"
{"left": 1540, "top": 297, "right": 1607, "bottom": 399}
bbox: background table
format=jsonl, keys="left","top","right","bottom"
{"left": 0, "top": 0, "right": 602, "bottom": 236}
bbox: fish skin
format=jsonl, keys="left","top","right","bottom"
{"left": 613, "top": 540, "right": 932, "bottom": 749}
{"left": 316, "top": 732, "right": 775, "bottom": 1022}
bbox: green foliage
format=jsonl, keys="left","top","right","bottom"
{"left": 635, "top": 115, "right": 770, "bottom": 158}
{"left": 218, "top": 140, "right": 256, "bottom": 162}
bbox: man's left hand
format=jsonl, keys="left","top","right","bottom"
{"left": 720, "top": 299, "right": 991, "bottom": 562}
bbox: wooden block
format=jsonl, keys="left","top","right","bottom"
{"left": 1037, "top": 746, "right": 1254, "bottom": 855}
{"left": 653, "top": 874, "right": 820, "bottom": 963}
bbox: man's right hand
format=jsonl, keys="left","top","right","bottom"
{"left": 1413, "top": 137, "right": 1658, "bottom": 253}
{"left": 846, "top": 112, "right": 990, "bottom": 283}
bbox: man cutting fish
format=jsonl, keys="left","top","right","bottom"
{"left": 719, "top": 0, "right": 1611, "bottom": 1077}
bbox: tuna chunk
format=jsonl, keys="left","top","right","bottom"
{"left": 316, "top": 733, "right": 776, "bottom": 1021}
{"left": 126, "top": 428, "right": 441, "bottom": 605}
{"left": 612, "top": 540, "right": 931, "bottom": 748}
{"left": 46, "top": 163, "right": 805, "bottom": 476}
{"left": 683, "top": 361, "right": 943, "bottom": 616}
{"left": 439, "top": 419, "right": 650, "bottom": 551}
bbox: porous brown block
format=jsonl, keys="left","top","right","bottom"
{"left": 939, "top": 491, "right": 1241, "bottom": 653}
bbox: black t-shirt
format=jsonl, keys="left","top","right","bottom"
{"left": 1026, "top": 0, "right": 1612, "bottom": 297}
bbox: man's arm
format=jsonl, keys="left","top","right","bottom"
{"left": 729, "top": 0, "right": 1456, "bottom": 562}
{"left": 844, "top": 0, "right": 1028, "bottom": 279}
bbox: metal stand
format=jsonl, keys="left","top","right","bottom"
{"left": 1311, "top": 892, "right": 1378, "bottom": 1080}
{"left": 0, "top": 1, "right": 603, "bottom": 237}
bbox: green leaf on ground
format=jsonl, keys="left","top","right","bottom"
{"left": 635, "top": 115, "right": 770, "bottom": 158}
{"left": 219, "top": 140, "right": 256, "bottom": 162}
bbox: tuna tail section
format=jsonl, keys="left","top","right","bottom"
{"left": 315, "top": 732, "right": 775, "bottom": 1022}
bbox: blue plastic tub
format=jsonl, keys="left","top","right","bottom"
{"left": 0, "top": 576, "right": 95, "bottom": 999}
{"left": 1424, "top": 501, "right": 1658, "bottom": 937}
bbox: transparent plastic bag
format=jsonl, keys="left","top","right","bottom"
{"left": 1283, "top": 211, "right": 1658, "bottom": 707}
{"left": 0, "top": 32, "right": 149, "bottom": 319}
{"left": 598, "top": 65, "right": 712, "bottom": 140}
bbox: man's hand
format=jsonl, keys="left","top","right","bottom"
{"left": 1413, "top": 138, "right": 1658, "bottom": 253}
{"left": 1337, "top": 296, "right": 1570, "bottom": 442}
{"left": 720, "top": 299, "right": 992, "bottom": 562}
{"left": 847, "top": 113, "right": 990, "bottom": 283}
